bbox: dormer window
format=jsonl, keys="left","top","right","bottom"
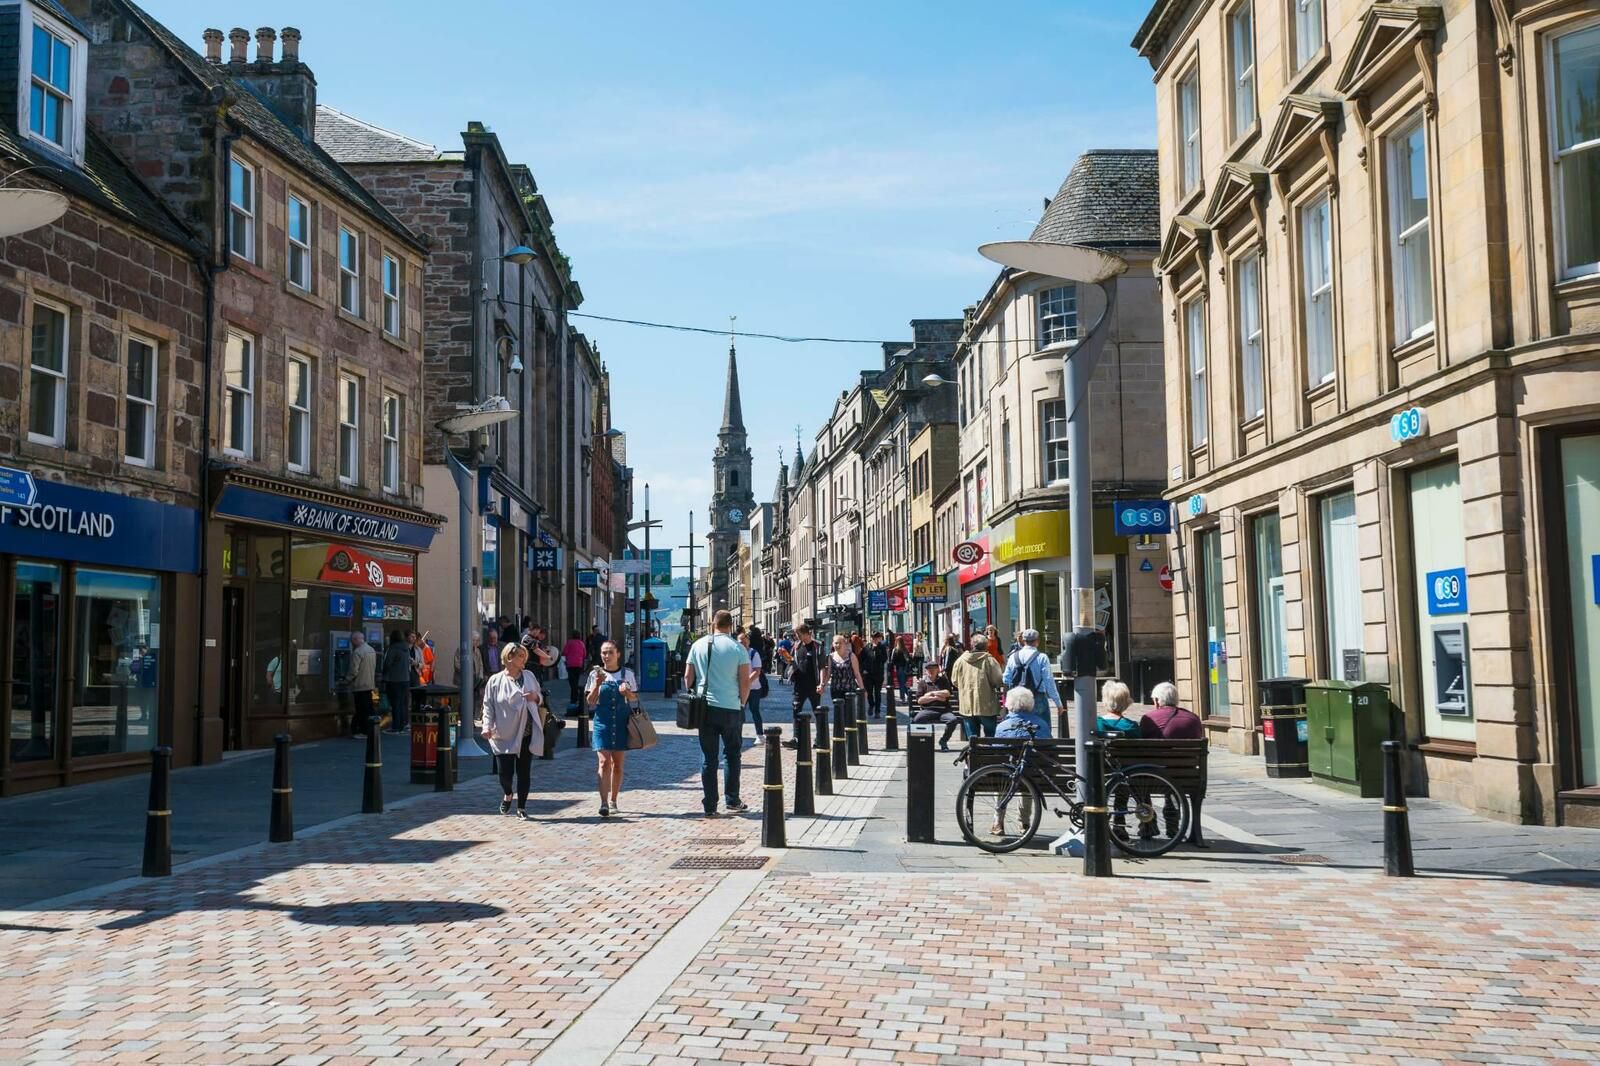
{"left": 21, "top": 5, "right": 87, "bottom": 163}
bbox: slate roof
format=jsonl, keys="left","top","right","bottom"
{"left": 111, "top": 0, "right": 427, "bottom": 254}
{"left": 1029, "top": 149, "right": 1159, "bottom": 252}
{"left": 315, "top": 105, "right": 442, "bottom": 164}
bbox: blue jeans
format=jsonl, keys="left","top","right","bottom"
{"left": 963, "top": 715, "right": 998, "bottom": 739}
{"left": 746, "top": 693, "right": 765, "bottom": 737}
{"left": 699, "top": 708, "right": 744, "bottom": 813}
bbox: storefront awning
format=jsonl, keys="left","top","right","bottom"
{"left": 212, "top": 471, "right": 444, "bottom": 551}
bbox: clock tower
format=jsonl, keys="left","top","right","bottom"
{"left": 708, "top": 340, "right": 755, "bottom": 611}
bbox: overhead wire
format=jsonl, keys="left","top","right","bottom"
{"left": 566, "top": 309, "right": 1061, "bottom": 348}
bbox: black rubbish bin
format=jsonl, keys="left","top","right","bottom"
{"left": 1259, "top": 677, "right": 1310, "bottom": 778}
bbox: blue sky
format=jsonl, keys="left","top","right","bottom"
{"left": 144, "top": 0, "right": 1158, "bottom": 562}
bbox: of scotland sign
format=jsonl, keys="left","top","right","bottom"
{"left": 1114, "top": 499, "right": 1172, "bottom": 536}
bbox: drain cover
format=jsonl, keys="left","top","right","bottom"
{"left": 1276, "top": 854, "right": 1330, "bottom": 864}
{"left": 670, "top": 855, "right": 769, "bottom": 870}
{"left": 694, "top": 837, "right": 744, "bottom": 846}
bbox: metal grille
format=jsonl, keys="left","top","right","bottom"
{"left": 693, "top": 837, "right": 744, "bottom": 846}
{"left": 1275, "top": 854, "right": 1330, "bottom": 865}
{"left": 670, "top": 855, "right": 769, "bottom": 870}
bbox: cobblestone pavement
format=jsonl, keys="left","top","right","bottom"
{"left": 4, "top": 683, "right": 1600, "bottom": 1065}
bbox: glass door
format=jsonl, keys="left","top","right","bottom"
{"left": 1561, "top": 435, "right": 1600, "bottom": 787}
{"left": 1200, "top": 530, "right": 1230, "bottom": 718}
{"left": 1320, "top": 491, "right": 1363, "bottom": 679}
{"left": 1252, "top": 514, "right": 1289, "bottom": 679}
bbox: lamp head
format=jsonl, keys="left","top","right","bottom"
{"left": 921, "top": 372, "right": 951, "bottom": 388}
{"left": 503, "top": 244, "right": 538, "bottom": 266}
{"left": 977, "top": 240, "right": 1127, "bottom": 284}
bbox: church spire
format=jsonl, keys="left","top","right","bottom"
{"left": 720, "top": 339, "right": 745, "bottom": 434}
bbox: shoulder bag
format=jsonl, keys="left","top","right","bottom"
{"left": 627, "top": 671, "right": 660, "bottom": 750}
{"left": 676, "top": 639, "right": 712, "bottom": 729}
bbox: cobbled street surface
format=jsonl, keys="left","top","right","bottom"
{"left": 3, "top": 685, "right": 1599, "bottom": 1065}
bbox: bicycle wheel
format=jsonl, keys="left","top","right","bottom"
{"left": 956, "top": 765, "right": 1043, "bottom": 853}
{"left": 1105, "top": 770, "right": 1188, "bottom": 857}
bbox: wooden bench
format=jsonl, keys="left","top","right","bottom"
{"left": 964, "top": 737, "right": 1209, "bottom": 846}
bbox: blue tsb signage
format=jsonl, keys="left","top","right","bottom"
{"left": 1114, "top": 499, "right": 1173, "bottom": 536}
{"left": 214, "top": 484, "right": 439, "bottom": 550}
{"left": 0, "top": 475, "right": 198, "bottom": 572}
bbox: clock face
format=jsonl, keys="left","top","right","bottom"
{"left": 727, "top": 508, "right": 745, "bottom": 524}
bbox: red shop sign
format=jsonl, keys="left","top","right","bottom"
{"left": 885, "top": 586, "right": 909, "bottom": 613}
{"left": 957, "top": 534, "right": 992, "bottom": 585}
{"left": 318, "top": 543, "right": 415, "bottom": 591}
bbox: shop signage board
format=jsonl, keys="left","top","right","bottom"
{"left": 329, "top": 593, "right": 354, "bottom": 617}
{"left": 530, "top": 547, "right": 560, "bottom": 571}
{"left": 650, "top": 549, "right": 673, "bottom": 587}
{"left": 1426, "top": 567, "right": 1468, "bottom": 615}
{"left": 0, "top": 465, "right": 38, "bottom": 507}
{"left": 911, "top": 576, "right": 948, "bottom": 603}
{"left": 576, "top": 568, "right": 600, "bottom": 588}
{"left": 0, "top": 478, "right": 198, "bottom": 572}
{"left": 611, "top": 558, "right": 650, "bottom": 575}
{"left": 952, "top": 540, "right": 985, "bottom": 566}
{"left": 1390, "top": 406, "right": 1429, "bottom": 443}
{"left": 957, "top": 534, "right": 992, "bottom": 585}
{"left": 1113, "top": 499, "right": 1172, "bottom": 536}
{"left": 314, "top": 543, "right": 415, "bottom": 591}
{"left": 214, "top": 484, "right": 439, "bottom": 550}
{"left": 362, "top": 595, "right": 385, "bottom": 620}
{"left": 867, "top": 590, "right": 889, "bottom": 613}
{"left": 885, "top": 587, "right": 909, "bottom": 612}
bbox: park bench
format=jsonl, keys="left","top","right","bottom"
{"left": 964, "top": 736, "right": 1209, "bottom": 846}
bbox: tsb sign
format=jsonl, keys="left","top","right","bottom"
{"left": 1113, "top": 499, "right": 1172, "bottom": 536}
{"left": 1390, "top": 406, "right": 1429, "bottom": 443}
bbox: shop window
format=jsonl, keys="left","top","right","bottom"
{"left": 9, "top": 561, "right": 61, "bottom": 763}
{"left": 253, "top": 577, "right": 285, "bottom": 708}
{"left": 1560, "top": 434, "right": 1600, "bottom": 787}
{"left": 1319, "top": 490, "right": 1362, "bottom": 679}
{"left": 1408, "top": 462, "right": 1471, "bottom": 740}
{"left": 1387, "top": 116, "right": 1434, "bottom": 342}
{"left": 1200, "top": 529, "right": 1230, "bottom": 718}
{"left": 69, "top": 569, "right": 160, "bottom": 758}
{"left": 125, "top": 334, "right": 157, "bottom": 467}
{"left": 28, "top": 300, "right": 68, "bottom": 446}
{"left": 1550, "top": 23, "right": 1600, "bottom": 279}
{"left": 1252, "top": 513, "right": 1289, "bottom": 679}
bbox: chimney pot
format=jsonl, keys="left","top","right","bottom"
{"left": 280, "top": 27, "right": 301, "bottom": 63}
{"left": 202, "top": 28, "right": 223, "bottom": 64}
{"left": 228, "top": 28, "right": 249, "bottom": 64}
{"left": 255, "top": 27, "right": 276, "bottom": 63}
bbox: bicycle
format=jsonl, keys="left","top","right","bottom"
{"left": 954, "top": 724, "right": 1191, "bottom": 856}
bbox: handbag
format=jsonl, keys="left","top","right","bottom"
{"left": 627, "top": 707, "right": 659, "bottom": 750}
{"left": 676, "top": 637, "right": 715, "bottom": 729}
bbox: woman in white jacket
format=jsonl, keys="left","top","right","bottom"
{"left": 480, "top": 643, "right": 545, "bottom": 817}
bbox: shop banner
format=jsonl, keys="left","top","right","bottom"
{"left": 0, "top": 478, "right": 198, "bottom": 572}
{"left": 651, "top": 549, "right": 674, "bottom": 588}
{"left": 577, "top": 568, "right": 600, "bottom": 588}
{"left": 1113, "top": 499, "right": 1172, "bottom": 536}
{"left": 885, "top": 586, "right": 908, "bottom": 613}
{"left": 214, "top": 484, "right": 439, "bottom": 550}
{"left": 315, "top": 543, "right": 416, "bottom": 592}
{"left": 911, "top": 576, "right": 948, "bottom": 603}
{"left": 867, "top": 589, "right": 889, "bottom": 613}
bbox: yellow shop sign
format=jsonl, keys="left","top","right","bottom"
{"left": 990, "top": 508, "right": 1121, "bottom": 564}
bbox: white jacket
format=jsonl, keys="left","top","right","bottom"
{"left": 480, "top": 669, "right": 546, "bottom": 756}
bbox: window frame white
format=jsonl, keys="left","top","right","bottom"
{"left": 27, "top": 298, "right": 69, "bottom": 447}
{"left": 1293, "top": 0, "right": 1325, "bottom": 71}
{"left": 337, "top": 373, "right": 361, "bottom": 485}
{"left": 1235, "top": 251, "right": 1265, "bottom": 421}
{"left": 339, "top": 227, "right": 362, "bottom": 316}
{"left": 19, "top": 6, "right": 87, "bottom": 162}
{"left": 1185, "top": 296, "right": 1209, "bottom": 447}
{"left": 382, "top": 254, "right": 401, "bottom": 336}
{"left": 1040, "top": 399, "right": 1069, "bottom": 486}
{"left": 287, "top": 194, "right": 312, "bottom": 291}
{"left": 1549, "top": 21, "right": 1600, "bottom": 280}
{"left": 1178, "top": 66, "right": 1202, "bottom": 196}
{"left": 222, "top": 330, "right": 254, "bottom": 458}
{"left": 286, "top": 355, "right": 312, "bottom": 474}
{"left": 1228, "top": 1, "right": 1257, "bottom": 139}
{"left": 1300, "top": 194, "right": 1336, "bottom": 386}
{"left": 1037, "top": 285, "right": 1078, "bottom": 348}
{"left": 124, "top": 332, "right": 158, "bottom": 468}
{"left": 1386, "top": 115, "right": 1435, "bottom": 343}
{"left": 229, "top": 158, "right": 256, "bottom": 263}
{"left": 381, "top": 391, "right": 402, "bottom": 493}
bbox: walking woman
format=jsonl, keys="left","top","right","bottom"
{"left": 480, "top": 642, "right": 545, "bottom": 818}
{"left": 889, "top": 632, "right": 913, "bottom": 702}
{"left": 739, "top": 629, "right": 767, "bottom": 738}
{"left": 585, "top": 640, "right": 639, "bottom": 817}
{"left": 381, "top": 629, "right": 414, "bottom": 733}
{"left": 828, "top": 633, "right": 865, "bottom": 706}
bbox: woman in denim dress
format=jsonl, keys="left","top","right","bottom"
{"left": 585, "top": 640, "right": 639, "bottom": 818}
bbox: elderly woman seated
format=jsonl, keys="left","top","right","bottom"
{"left": 995, "top": 685, "right": 1051, "bottom": 739}
{"left": 1097, "top": 680, "right": 1140, "bottom": 738}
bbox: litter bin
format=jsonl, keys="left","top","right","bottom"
{"left": 409, "top": 683, "right": 462, "bottom": 784}
{"left": 1305, "top": 680, "right": 1393, "bottom": 797}
{"left": 1259, "top": 677, "right": 1309, "bottom": 779}
{"left": 640, "top": 638, "right": 668, "bottom": 693}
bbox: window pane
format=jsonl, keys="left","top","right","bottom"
{"left": 341, "top": 230, "right": 357, "bottom": 271}
{"left": 51, "top": 37, "right": 70, "bottom": 92}
{"left": 32, "top": 26, "right": 50, "bottom": 80}
{"left": 1231, "top": 6, "right": 1254, "bottom": 133}
{"left": 1187, "top": 299, "right": 1207, "bottom": 444}
{"left": 230, "top": 160, "right": 250, "bottom": 210}
{"left": 226, "top": 333, "right": 249, "bottom": 384}
{"left": 31, "top": 305, "right": 64, "bottom": 372}
{"left": 1253, "top": 514, "right": 1288, "bottom": 679}
{"left": 10, "top": 561, "right": 61, "bottom": 763}
{"left": 1321, "top": 491, "right": 1362, "bottom": 677}
{"left": 289, "top": 198, "right": 307, "bottom": 242}
{"left": 289, "top": 359, "right": 308, "bottom": 407}
{"left": 253, "top": 580, "right": 285, "bottom": 707}
{"left": 1238, "top": 255, "right": 1263, "bottom": 418}
{"left": 1296, "top": 0, "right": 1323, "bottom": 66}
{"left": 70, "top": 569, "right": 161, "bottom": 758}
{"left": 1561, "top": 145, "right": 1600, "bottom": 272}
{"left": 128, "top": 338, "right": 153, "bottom": 399}
{"left": 126, "top": 401, "right": 149, "bottom": 461}
{"left": 1394, "top": 124, "right": 1428, "bottom": 230}
{"left": 1554, "top": 26, "right": 1600, "bottom": 151}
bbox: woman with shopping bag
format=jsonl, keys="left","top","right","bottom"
{"left": 586, "top": 640, "right": 654, "bottom": 817}
{"left": 480, "top": 643, "right": 547, "bottom": 818}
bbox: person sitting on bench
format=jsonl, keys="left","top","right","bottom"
{"left": 910, "top": 661, "right": 962, "bottom": 751}
{"left": 1097, "top": 680, "right": 1140, "bottom": 738}
{"left": 1140, "top": 682, "right": 1203, "bottom": 739}
{"left": 995, "top": 685, "right": 1050, "bottom": 739}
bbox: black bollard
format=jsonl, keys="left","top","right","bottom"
{"left": 1382, "top": 740, "right": 1414, "bottom": 876}
{"left": 793, "top": 712, "right": 815, "bottom": 816}
{"left": 362, "top": 719, "right": 384, "bottom": 814}
{"left": 831, "top": 702, "right": 850, "bottom": 780}
{"left": 269, "top": 733, "right": 294, "bottom": 843}
{"left": 906, "top": 725, "right": 934, "bottom": 843}
{"left": 1081, "top": 739, "right": 1113, "bottom": 877}
{"left": 814, "top": 706, "right": 834, "bottom": 797}
{"left": 886, "top": 677, "right": 897, "bottom": 717}
{"left": 435, "top": 710, "right": 455, "bottom": 792}
{"left": 761, "top": 727, "right": 787, "bottom": 848}
{"left": 844, "top": 695, "right": 861, "bottom": 766}
{"left": 577, "top": 712, "right": 592, "bottom": 750}
{"left": 855, "top": 691, "right": 871, "bottom": 756}
{"left": 141, "top": 746, "right": 173, "bottom": 877}
{"left": 884, "top": 696, "right": 900, "bottom": 751}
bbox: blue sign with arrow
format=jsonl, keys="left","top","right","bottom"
{"left": 0, "top": 465, "right": 38, "bottom": 507}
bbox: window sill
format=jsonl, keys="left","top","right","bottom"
{"left": 1415, "top": 738, "right": 1476, "bottom": 759}
{"left": 283, "top": 279, "right": 328, "bottom": 311}
{"left": 381, "top": 330, "right": 410, "bottom": 353}
{"left": 1305, "top": 376, "right": 1336, "bottom": 401}
{"left": 337, "top": 307, "right": 375, "bottom": 333}
{"left": 1175, "top": 184, "right": 1206, "bottom": 217}
{"left": 1239, "top": 413, "right": 1265, "bottom": 431}
{"left": 1390, "top": 329, "right": 1435, "bottom": 362}
{"left": 1286, "top": 47, "right": 1331, "bottom": 96}
{"left": 1225, "top": 121, "right": 1261, "bottom": 163}
{"left": 229, "top": 255, "right": 275, "bottom": 286}
{"left": 1554, "top": 271, "right": 1600, "bottom": 298}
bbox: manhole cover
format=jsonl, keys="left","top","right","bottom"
{"left": 1276, "top": 854, "right": 1330, "bottom": 864}
{"left": 694, "top": 837, "right": 743, "bottom": 846}
{"left": 670, "top": 855, "right": 769, "bottom": 870}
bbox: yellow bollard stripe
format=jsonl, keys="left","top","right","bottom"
{"left": 147, "top": 810, "right": 171, "bottom": 816}
{"left": 271, "top": 788, "right": 293, "bottom": 794}
{"left": 365, "top": 762, "right": 382, "bottom": 768}
{"left": 762, "top": 783, "right": 784, "bottom": 791}
{"left": 1382, "top": 804, "right": 1408, "bottom": 813}
{"left": 814, "top": 748, "right": 830, "bottom": 754}
{"left": 796, "top": 760, "right": 813, "bottom": 768}
{"left": 1081, "top": 805, "right": 1109, "bottom": 814}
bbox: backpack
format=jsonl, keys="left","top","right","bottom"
{"left": 1012, "top": 648, "right": 1048, "bottom": 700}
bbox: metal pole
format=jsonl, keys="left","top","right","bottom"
{"left": 450, "top": 450, "right": 487, "bottom": 760}
{"left": 638, "top": 484, "right": 650, "bottom": 666}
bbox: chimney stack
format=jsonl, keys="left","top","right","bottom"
{"left": 233, "top": 26, "right": 318, "bottom": 138}
{"left": 255, "top": 27, "right": 276, "bottom": 64}
{"left": 228, "top": 28, "right": 249, "bottom": 64}
{"left": 280, "top": 27, "right": 301, "bottom": 64}
{"left": 203, "top": 28, "right": 223, "bottom": 64}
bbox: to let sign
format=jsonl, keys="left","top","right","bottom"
{"left": 910, "top": 576, "right": 948, "bottom": 603}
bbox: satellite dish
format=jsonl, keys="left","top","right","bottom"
{"left": 0, "top": 188, "right": 69, "bottom": 239}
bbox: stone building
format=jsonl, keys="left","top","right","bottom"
{"left": 908, "top": 421, "right": 961, "bottom": 646}
{"left": 315, "top": 107, "right": 586, "bottom": 677}
{"left": 0, "top": 0, "right": 208, "bottom": 793}
{"left": 707, "top": 343, "right": 755, "bottom": 612}
{"left": 808, "top": 381, "right": 872, "bottom": 639}
{"left": 1134, "top": 0, "right": 1600, "bottom": 824}
{"left": 952, "top": 149, "right": 1171, "bottom": 696}
{"left": 75, "top": 4, "right": 437, "bottom": 752}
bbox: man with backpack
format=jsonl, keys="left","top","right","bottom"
{"left": 1002, "top": 628, "right": 1064, "bottom": 737}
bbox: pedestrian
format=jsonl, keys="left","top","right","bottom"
{"left": 910, "top": 659, "right": 961, "bottom": 751}
{"left": 828, "top": 633, "right": 864, "bottom": 706}
{"left": 783, "top": 623, "right": 827, "bottom": 748}
{"left": 526, "top": 625, "right": 558, "bottom": 684}
{"left": 344, "top": 630, "right": 378, "bottom": 737}
{"left": 939, "top": 632, "right": 963, "bottom": 677}
{"left": 859, "top": 631, "right": 887, "bottom": 717}
{"left": 739, "top": 628, "right": 766, "bottom": 738}
{"left": 405, "top": 630, "right": 424, "bottom": 687}
{"left": 586, "top": 625, "right": 605, "bottom": 667}
{"left": 850, "top": 630, "right": 864, "bottom": 657}
{"left": 911, "top": 634, "right": 929, "bottom": 676}
{"left": 890, "top": 633, "right": 913, "bottom": 702}
{"left": 1001, "top": 628, "right": 1064, "bottom": 738}
{"left": 586, "top": 640, "right": 639, "bottom": 817}
{"left": 996, "top": 685, "right": 1050, "bottom": 739}
{"left": 480, "top": 642, "right": 546, "bottom": 818}
{"left": 951, "top": 633, "right": 1003, "bottom": 739}
{"left": 563, "top": 629, "right": 587, "bottom": 709}
{"left": 484, "top": 627, "right": 503, "bottom": 675}
{"left": 776, "top": 632, "right": 794, "bottom": 681}
{"left": 1140, "top": 682, "right": 1205, "bottom": 739}
{"left": 684, "top": 609, "right": 751, "bottom": 817}
{"left": 381, "top": 630, "right": 413, "bottom": 733}
{"left": 415, "top": 631, "right": 436, "bottom": 685}
{"left": 1098, "top": 679, "right": 1140, "bottom": 737}
{"left": 499, "top": 615, "right": 518, "bottom": 647}
{"left": 983, "top": 625, "right": 1005, "bottom": 668}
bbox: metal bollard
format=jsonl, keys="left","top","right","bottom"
{"left": 576, "top": 712, "right": 592, "bottom": 750}
{"left": 1081, "top": 739, "right": 1113, "bottom": 877}
{"left": 1382, "top": 740, "right": 1414, "bottom": 877}
{"left": 141, "top": 746, "right": 173, "bottom": 877}
{"left": 269, "top": 733, "right": 294, "bottom": 843}
{"left": 905, "top": 725, "right": 934, "bottom": 843}
{"left": 831, "top": 702, "right": 850, "bottom": 780}
{"left": 793, "top": 712, "right": 816, "bottom": 816}
{"left": 761, "top": 727, "right": 787, "bottom": 849}
{"left": 435, "top": 710, "right": 455, "bottom": 792}
{"left": 362, "top": 719, "right": 384, "bottom": 814}
{"left": 814, "top": 706, "right": 834, "bottom": 797}
{"left": 884, "top": 698, "right": 900, "bottom": 751}
{"left": 844, "top": 695, "right": 861, "bottom": 766}
{"left": 886, "top": 677, "right": 897, "bottom": 717}
{"left": 856, "top": 691, "right": 871, "bottom": 756}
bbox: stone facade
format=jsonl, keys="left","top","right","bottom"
{"left": 1135, "top": 0, "right": 1600, "bottom": 824}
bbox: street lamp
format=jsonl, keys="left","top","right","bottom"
{"left": 978, "top": 239, "right": 1127, "bottom": 856}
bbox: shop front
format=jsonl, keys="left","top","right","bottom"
{"left": 0, "top": 477, "right": 199, "bottom": 796}
{"left": 211, "top": 473, "right": 442, "bottom": 749}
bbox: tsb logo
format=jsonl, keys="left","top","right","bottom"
{"left": 1390, "top": 406, "right": 1428, "bottom": 443}
{"left": 1432, "top": 572, "right": 1460, "bottom": 602}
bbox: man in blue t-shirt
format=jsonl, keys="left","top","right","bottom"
{"left": 1002, "top": 628, "right": 1064, "bottom": 738}
{"left": 685, "top": 610, "right": 753, "bottom": 817}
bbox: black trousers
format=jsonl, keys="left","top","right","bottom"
{"left": 791, "top": 682, "right": 823, "bottom": 734}
{"left": 351, "top": 689, "right": 375, "bottom": 735}
{"left": 863, "top": 677, "right": 883, "bottom": 716}
{"left": 496, "top": 725, "right": 534, "bottom": 807}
